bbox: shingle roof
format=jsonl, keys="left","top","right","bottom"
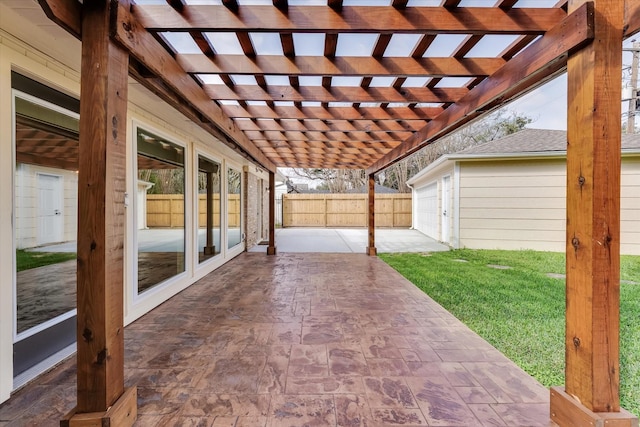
{"left": 458, "top": 128, "right": 640, "bottom": 155}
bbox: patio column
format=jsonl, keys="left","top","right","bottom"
{"left": 551, "top": 0, "right": 637, "bottom": 425}
{"left": 367, "top": 173, "right": 377, "bottom": 256}
{"left": 267, "top": 171, "right": 277, "bottom": 255}
{"left": 63, "top": 0, "right": 137, "bottom": 425}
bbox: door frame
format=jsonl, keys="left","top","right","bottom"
{"left": 441, "top": 175, "right": 451, "bottom": 244}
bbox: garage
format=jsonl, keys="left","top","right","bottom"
{"left": 414, "top": 182, "right": 437, "bottom": 239}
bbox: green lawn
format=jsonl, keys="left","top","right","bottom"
{"left": 16, "top": 249, "right": 76, "bottom": 272}
{"left": 380, "top": 249, "right": 640, "bottom": 417}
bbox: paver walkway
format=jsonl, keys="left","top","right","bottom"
{"left": 0, "top": 253, "right": 552, "bottom": 426}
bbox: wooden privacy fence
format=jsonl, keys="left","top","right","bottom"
{"left": 282, "top": 193, "right": 411, "bottom": 228}
{"left": 146, "top": 194, "right": 241, "bottom": 228}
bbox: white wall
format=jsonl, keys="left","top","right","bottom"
{"left": 456, "top": 157, "right": 640, "bottom": 255}
{"left": 459, "top": 159, "right": 567, "bottom": 251}
{"left": 622, "top": 157, "right": 640, "bottom": 255}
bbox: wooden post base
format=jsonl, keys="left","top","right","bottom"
{"left": 367, "top": 247, "right": 377, "bottom": 256}
{"left": 61, "top": 387, "right": 137, "bottom": 427}
{"left": 550, "top": 387, "right": 638, "bottom": 427}
{"left": 267, "top": 246, "right": 277, "bottom": 255}
{"left": 203, "top": 246, "right": 216, "bottom": 255}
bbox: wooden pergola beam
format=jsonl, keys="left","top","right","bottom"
{"left": 367, "top": 173, "right": 377, "bottom": 256}
{"left": 177, "top": 54, "right": 503, "bottom": 78}
{"left": 245, "top": 130, "right": 409, "bottom": 143}
{"left": 204, "top": 84, "right": 467, "bottom": 104}
{"left": 234, "top": 118, "right": 425, "bottom": 133}
{"left": 626, "top": 0, "right": 640, "bottom": 37}
{"left": 113, "top": 2, "right": 276, "bottom": 173}
{"left": 37, "top": 0, "right": 81, "bottom": 40}
{"left": 366, "top": 2, "right": 594, "bottom": 175}
{"left": 221, "top": 105, "right": 442, "bottom": 121}
{"left": 134, "top": 5, "right": 565, "bottom": 34}
{"left": 550, "top": 0, "right": 637, "bottom": 425}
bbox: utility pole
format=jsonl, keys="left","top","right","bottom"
{"left": 627, "top": 42, "right": 639, "bottom": 133}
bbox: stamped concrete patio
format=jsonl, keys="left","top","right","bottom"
{"left": 0, "top": 252, "right": 551, "bottom": 426}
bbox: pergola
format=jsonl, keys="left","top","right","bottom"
{"left": 35, "top": 1, "right": 639, "bottom": 426}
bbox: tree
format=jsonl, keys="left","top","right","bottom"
{"left": 380, "top": 109, "right": 532, "bottom": 192}
{"left": 285, "top": 109, "right": 532, "bottom": 193}
{"left": 289, "top": 168, "right": 367, "bottom": 193}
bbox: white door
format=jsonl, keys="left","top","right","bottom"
{"left": 415, "top": 182, "right": 438, "bottom": 239}
{"left": 441, "top": 176, "right": 451, "bottom": 243}
{"left": 37, "top": 174, "right": 64, "bottom": 245}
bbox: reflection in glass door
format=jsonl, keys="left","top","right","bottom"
{"left": 198, "top": 156, "right": 221, "bottom": 263}
{"left": 136, "top": 127, "right": 185, "bottom": 294}
{"left": 227, "top": 167, "right": 242, "bottom": 249}
{"left": 12, "top": 74, "right": 79, "bottom": 383}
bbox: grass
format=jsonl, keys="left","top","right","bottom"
{"left": 16, "top": 249, "right": 76, "bottom": 272}
{"left": 380, "top": 249, "right": 640, "bottom": 417}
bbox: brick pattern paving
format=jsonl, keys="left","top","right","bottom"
{"left": 0, "top": 253, "right": 552, "bottom": 426}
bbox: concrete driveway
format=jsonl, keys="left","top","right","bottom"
{"left": 250, "top": 228, "right": 450, "bottom": 253}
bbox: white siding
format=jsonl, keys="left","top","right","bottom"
{"left": 459, "top": 159, "right": 566, "bottom": 251}
{"left": 622, "top": 158, "right": 640, "bottom": 255}
{"left": 457, "top": 157, "right": 640, "bottom": 255}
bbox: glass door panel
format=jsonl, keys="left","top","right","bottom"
{"left": 227, "top": 167, "right": 242, "bottom": 249}
{"left": 197, "top": 156, "right": 221, "bottom": 263}
{"left": 13, "top": 76, "right": 79, "bottom": 380}
{"left": 136, "top": 127, "right": 185, "bottom": 294}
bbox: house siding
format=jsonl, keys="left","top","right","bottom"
{"left": 622, "top": 157, "right": 640, "bottom": 255}
{"left": 459, "top": 159, "right": 567, "bottom": 251}
{"left": 452, "top": 157, "right": 640, "bottom": 254}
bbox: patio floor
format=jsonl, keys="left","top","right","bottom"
{"left": 1, "top": 252, "right": 552, "bottom": 426}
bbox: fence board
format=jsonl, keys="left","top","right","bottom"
{"left": 147, "top": 194, "right": 239, "bottom": 228}
{"left": 283, "top": 193, "right": 411, "bottom": 228}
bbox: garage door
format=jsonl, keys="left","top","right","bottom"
{"left": 415, "top": 182, "right": 437, "bottom": 239}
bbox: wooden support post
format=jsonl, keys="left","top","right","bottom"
{"left": 204, "top": 171, "right": 215, "bottom": 255}
{"left": 551, "top": 0, "right": 637, "bottom": 425}
{"left": 63, "top": 1, "right": 136, "bottom": 426}
{"left": 267, "top": 171, "right": 277, "bottom": 255}
{"left": 367, "top": 173, "right": 377, "bottom": 256}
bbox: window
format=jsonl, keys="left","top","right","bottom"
{"left": 227, "top": 167, "right": 242, "bottom": 249}
{"left": 197, "top": 155, "right": 221, "bottom": 262}
{"left": 136, "top": 127, "right": 185, "bottom": 293}
{"left": 12, "top": 72, "right": 80, "bottom": 380}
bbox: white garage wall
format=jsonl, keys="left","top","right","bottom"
{"left": 622, "top": 157, "right": 640, "bottom": 255}
{"left": 458, "top": 159, "right": 567, "bottom": 251}
{"left": 415, "top": 182, "right": 437, "bottom": 238}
